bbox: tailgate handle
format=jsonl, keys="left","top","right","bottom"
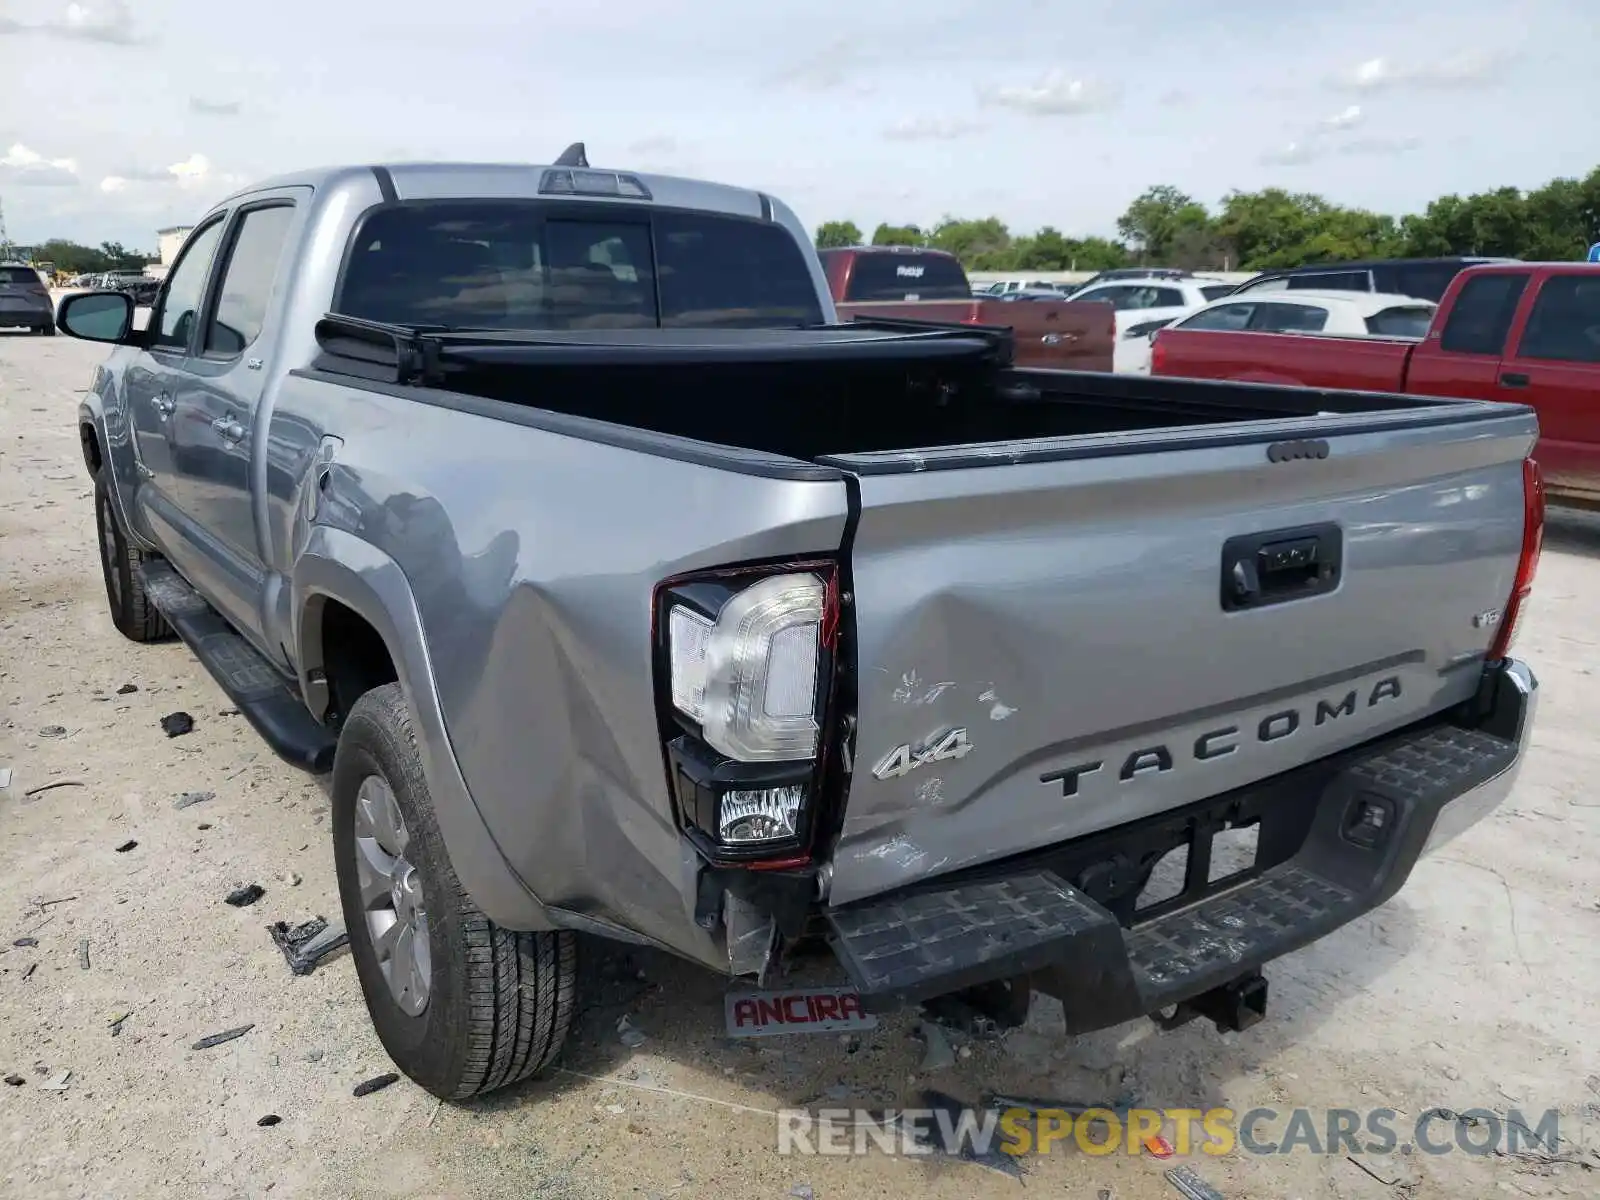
{"left": 1221, "top": 523, "right": 1342, "bottom": 612}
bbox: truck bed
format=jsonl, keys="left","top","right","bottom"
{"left": 308, "top": 316, "right": 1500, "bottom": 469}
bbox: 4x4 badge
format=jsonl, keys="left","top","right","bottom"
{"left": 872, "top": 728, "right": 974, "bottom": 781}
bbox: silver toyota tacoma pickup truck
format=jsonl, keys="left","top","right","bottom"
{"left": 59, "top": 151, "right": 1543, "bottom": 1102}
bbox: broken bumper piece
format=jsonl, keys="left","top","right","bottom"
{"left": 826, "top": 659, "right": 1536, "bottom": 1031}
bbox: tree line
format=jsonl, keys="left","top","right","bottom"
{"left": 8, "top": 239, "right": 154, "bottom": 275}
{"left": 814, "top": 166, "right": 1600, "bottom": 273}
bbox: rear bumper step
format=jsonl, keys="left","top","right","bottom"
{"left": 139, "top": 560, "right": 337, "bottom": 772}
{"left": 827, "top": 659, "right": 1536, "bottom": 1031}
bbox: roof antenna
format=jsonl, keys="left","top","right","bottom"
{"left": 554, "top": 142, "right": 588, "bottom": 168}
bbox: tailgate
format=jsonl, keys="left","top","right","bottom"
{"left": 971, "top": 298, "right": 1114, "bottom": 370}
{"left": 822, "top": 408, "right": 1536, "bottom": 905}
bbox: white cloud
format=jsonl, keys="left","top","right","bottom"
{"left": 98, "top": 152, "right": 246, "bottom": 195}
{"left": 980, "top": 72, "right": 1119, "bottom": 116}
{"left": 190, "top": 97, "right": 242, "bottom": 116}
{"left": 1337, "top": 135, "right": 1423, "bottom": 158}
{"left": 1259, "top": 141, "right": 1320, "bottom": 167}
{"left": 0, "top": 0, "right": 146, "bottom": 44}
{"left": 1334, "top": 50, "right": 1511, "bottom": 93}
{"left": 882, "top": 117, "right": 983, "bottom": 142}
{"left": 1320, "top": 104, "right": 1364, "bottom": 131}
{"left": 0, "top": 142, "right": 80, "bottom": 186}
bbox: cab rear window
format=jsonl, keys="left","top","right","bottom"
{"left": 838, "top": 252, "right": 973, "bottom": 302}
{"left": 336, "top": 202, "right": 825, "bottom": 330}
{"left": 0, "top": 266, "right": 42, "bottom": 286}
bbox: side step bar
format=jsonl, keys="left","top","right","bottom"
{"left": 138, "top": 561, "right": 337, "bottom": 772}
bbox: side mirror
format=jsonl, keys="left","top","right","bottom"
{"left": 57, "top": 291, "right": 135, "bottom": 343}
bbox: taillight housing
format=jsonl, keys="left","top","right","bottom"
{"left": 1150, "top": 330, "right": 1168, "bottom": 375}
{"left": 1488, "top": 456, "right": 1544, "bottom": 661}
{"left": 653, "top": 559, "right": 840, "bottom": 864}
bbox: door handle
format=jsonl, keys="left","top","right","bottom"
{"left": 211, "top": 417, "right": 247, "bottom": 443}
{"left": 1500, "top": 372, "right": 1530, "bottom": 388}
{"left": 150, "top": 393, "right": 174, "bottom": 415}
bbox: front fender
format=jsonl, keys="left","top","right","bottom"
{"left": 291, "top": 525, "right": 554, "bottom": 931}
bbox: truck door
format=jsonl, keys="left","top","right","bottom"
{"left": 122, "top": 217, "right": 227, "bottom": 549}
{"left": 1405, "top": 271, "right": 1530, "bottom": 401}
{"left": 167, "top": 194, "right": 304, "bottom": 640}
{"left": 1498, "top": 271, "right": 1600, "bottom": 501}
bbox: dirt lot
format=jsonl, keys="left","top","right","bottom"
{"left": 3, "top": 332, "right": 1598, "bottom": 1200}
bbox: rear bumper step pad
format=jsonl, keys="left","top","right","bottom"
{"left": 828, "top": 660, "right": 1535, "bottom": 1030}
{"left": 139, "top": 561, "right": 336, "bottom": 772}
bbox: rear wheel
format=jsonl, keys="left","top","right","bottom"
{"left": 332, "top": 683, "right": 578, "bottom": 1100}
{"left": 94, "top": 467, "right": 170, "bottom": 642}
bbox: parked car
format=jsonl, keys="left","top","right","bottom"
{"left": 818, "top": 245, "right": 1114, "bottom": 370}
{"left": 60, "top": 156, "right": 1542, "bottom": 1103}
{"left": 1228, "top": 257, "right": 1515, "bottom": 304}
{"left": 1065, "top": 276, "right": 1243, "bottom": 372}
{"left": 1122, "top": 290, "right": 1437, "bottom": 374}
{"left": 1152, "top": 262, "right": 1599, "bottom": 505}
{"left": 0, "top": 262, "right": 55, "bottom": 334}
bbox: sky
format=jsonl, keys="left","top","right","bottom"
{"left": 1, "top": 0, "right": 1597, "bottom": 251}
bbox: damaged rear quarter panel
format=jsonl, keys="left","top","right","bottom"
{"left": 267, "top": 375, "right": 850, "bottom": 960}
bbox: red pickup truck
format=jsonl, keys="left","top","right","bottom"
{"left": 818, "top": 246, "right": 1115, "bottom": 371}
{"left": 1152, "top": 262, "right": 1600, "bottom": 506}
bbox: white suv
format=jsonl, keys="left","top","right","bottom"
{"left": 1067, "top": 276, "right": 1240, "bottom": 370}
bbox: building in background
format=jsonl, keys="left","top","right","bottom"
{"left": 151, "top": 225, "right": 194, "bottom": 279}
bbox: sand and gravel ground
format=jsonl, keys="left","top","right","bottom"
{"left": 3, "top": 331, "right": 1598, "bottom": 1199}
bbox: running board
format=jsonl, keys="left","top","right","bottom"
{"left": 138, "top": 561, "right": 337, "bottom": 772}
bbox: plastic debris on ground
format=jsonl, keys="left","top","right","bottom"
{"left": 917, "top": 1090, "right": 1028, "bottom": 1178}
{"left": 38, "top": 1071, "right": 72, "bottom": 1091}
{"left": 257, "top": 1115, "right": 282, "bottom": 1127}
{"left": 192, "top": 1024, "right": 254, "bottom": 1051}
{"left": 1166, "top": 1164, "right": 1227, "bottom": 1199}
{"left": 13, "top": 937, "right": 37, "bottom": 948}
{"left": 116, "top": 683, "right": 138, "bottom": 695}
{"left": 159, "top": 712, "right": 194, "bottom": 737}
{"left": 789, "top": 1185, "right": 814, "bottom": 1200}
{"left": 78, "top": 939, "right": 90, "bottom": 969}
{"left": 0, "top": 768, "right": 12, "bottom": 791}
{"left": 109, "top": 1012, "right": 131, "bottom": 1037}
{"left": 173, "top": 790, "right": 215, "bottom": 810}
{"left": 617, "top": 1016, "right": 647, "bottom": 1048}
{"left": 268, "top": 917, "right": 348, "bottom": 975}
{"left": 39, "top": 726, "right": 67, "bottom": 739}
{"left": 917, "top": 1022, "right": 956, "bottom": 1072}
{"left": 353, "top": 1072, "right": 400, "bottom": 1097}
{"left": 3, "top": 1074, "right": 24, "bottom": 1086}
{"left": 224, "top": 884, "right": 265, "bottom": 908}
{"left": 1143, "top": 1134, "right": 1176, "bottom": 1158}
{"left": 114, "top": 840, "right": 138, "bottom": 853}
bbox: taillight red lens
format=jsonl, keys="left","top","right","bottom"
{"left": 1150, "top": 332, "right": 1168, "bottom": 375}
{"left": 1488, "top": 456, "right": 1544, "bottom": 661}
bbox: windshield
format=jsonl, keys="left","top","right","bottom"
{"left": 842, "top": 252, "right": 972, "bottom": 302}
{"left": 336, "top": 202, "right": 824, "bottom": 330}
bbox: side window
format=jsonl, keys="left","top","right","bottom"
{"left": 1123, "top": 287, "right": 1164, "bottom": 310}
{"left": 1178, "top": 303, "right": 1254, "bottom": 331}
{"left": 204, "top": 205, "right": 296, "bottom": 356}
{"left": 1250, "top": 303, "right": 1329, "bottom": 333}
{"left": 1077, "top": 285, "right": 1127, "bottom": 308}
{"left": 1152, "top": 288, "right": 1186, "bottom": 307}
{"left": 1288, "top": 271, "right": 1370, "bottom": 292}
{"left": 1517, "top": 275, "right": 1600, "bottom": 364}
{"left": 1366, "top": 306, "right": 1437, "bottom": 338}
{"left": 152, "top": 219, "right": 226, "bottom": 352}
{"left": 1439, "top": 273, "right": 1529, "bottom": 355}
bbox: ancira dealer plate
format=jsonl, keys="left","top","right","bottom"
{"left": 724, "top": 987, "right": 879, "bottom": 1038}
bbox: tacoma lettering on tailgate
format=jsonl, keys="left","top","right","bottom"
{"left": 1040, "top": 675, "right": 1403, "bottom": 798}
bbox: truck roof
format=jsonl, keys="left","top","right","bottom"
{"left": 213, "top": 160, "right": 784, "bottom": 225}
